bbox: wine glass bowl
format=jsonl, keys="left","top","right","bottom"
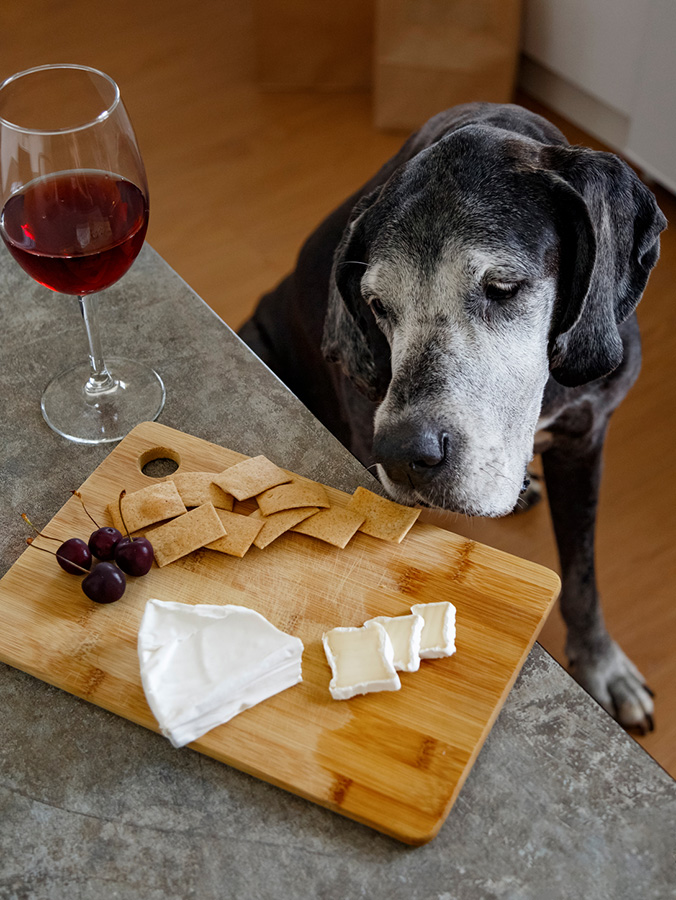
{"left": 0, "top": 64, "right": 164, "bottom": 444}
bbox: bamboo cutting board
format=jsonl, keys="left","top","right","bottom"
{"left": 0, "top": 421, "right": 560, "bottom": 844}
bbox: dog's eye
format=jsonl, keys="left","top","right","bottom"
{"left": 485, "top": 282, "right": 520, "bottom": 302}
{"left": 368, "top": 296, "right": 387, "bottom": 318}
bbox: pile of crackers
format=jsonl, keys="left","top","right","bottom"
{"left": 107, "top": 455, "right": 421, "bottom": 568}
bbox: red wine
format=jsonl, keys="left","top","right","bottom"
{"left": 0, "top": 170, "right": 148, "bottom": 295}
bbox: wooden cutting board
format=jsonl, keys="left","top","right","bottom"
{"left": 0, "top": 421, "right": 560, "bottom": 844}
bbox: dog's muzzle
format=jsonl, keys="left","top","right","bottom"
{"left": 373, "top": 417, "right": 530, "bottom": 515}
{"left": 373, "top": 420, "right": 455, "bottom": 491}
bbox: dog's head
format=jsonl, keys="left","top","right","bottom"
{"left": 322, "top": 123, "right": 666, "bottom": 516}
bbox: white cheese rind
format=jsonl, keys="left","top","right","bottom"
{"left": 137, "top": 599, "right": 303, "bottom": 748}
{"left": 322, "top": 623, "right": 401, "bottom": 700}
{"left": 365, "top": 613, "right": 424, "bottom": 672}
{"left": 410, "top": 601, "right": 456, "bottom": 658}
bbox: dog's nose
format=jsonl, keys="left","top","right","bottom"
{"left": 373, "top": 422, "right": 449, "bottom": 485}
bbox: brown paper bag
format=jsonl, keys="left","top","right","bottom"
{"left": 253, "top": 0, "right": 374, "bottom": 90}
{"left": 374, "top": 0, "right": 522, "bottom": 130}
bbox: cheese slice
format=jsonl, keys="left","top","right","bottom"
{"left": 365, "top": 613, "right": 424, "bottom": 672}
{"left": 322, "top": 623, "right": 400, "bottom": 700}
{"left": 410, "top": 601, "right": 456, "bottom": 658}
{"left": 137, "top": 599, "right": 303, "bottom": 747}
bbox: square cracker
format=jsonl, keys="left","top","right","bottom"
{"left": 291, "top": 507, "right": 365, "bottom": 549}
{"left": 256, "top": 481, "right": 330, "bottom": 517}
{"left": 206, "top": 509, "right": 265, "bottom": 558}
{"left": 146, "top": 502, "right": 226, "bottom": 567}
{"left": 213, "top": 455, "right": 291, "bottom": 501}
{"left": 346, "top": 486, "right": 420, "bottom": 543}
{"left": 166, "top": 472, "right": 234, "bottom": 510}
{"left": 249, "top": 507, "right": 319, "bottom": 550}
{"left": 107, "top": 481, "right": 187, "bottom": 534}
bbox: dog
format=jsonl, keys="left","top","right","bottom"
{"left": 239, "top": 102, "right": 666, "bottom": 733}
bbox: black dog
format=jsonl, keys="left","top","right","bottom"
{"left": 239, "top": 102, "right": 666, "bottom": 732}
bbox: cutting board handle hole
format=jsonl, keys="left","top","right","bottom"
{"left": 138, "top": 446, "right": 181, "bottom": 478}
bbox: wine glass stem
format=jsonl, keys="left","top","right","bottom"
{"left": 79, "top": 294, "right": 116, "bottom": 394}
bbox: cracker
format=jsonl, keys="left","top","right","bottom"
{"left": 213, "top": 455, "right": 291, "bottom": 501}
{"left": 146, "top": 503, "right": 226, "bottom": 567}
{"left": 256, "top": 480, "right": 330, "bottom": 517}
{"left": 107, "top": 481, "right": 187, "bottom": 534}
{"left": 249, "top": 507, "right": 319, "bottom": 550}
{"left": 166, "top": 472, "right": 234, "bottom": 510}
{"left": 346, "top": 486, "right": 420, "bottom": 542}
{"left": 291, "top": 507, "right": 365, "bottom": 549}
{"left": 206, "top": 509, "right": 265, "bottom": 558}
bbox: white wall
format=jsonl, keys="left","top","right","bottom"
{"left": 522, "top": 0, "right": 648, "bottom": 116}
{"left": 626, "top": 0, "right": 676, "bottom": 194}
{"left": 520, "top": 0, "right": 676, "bottom": 193}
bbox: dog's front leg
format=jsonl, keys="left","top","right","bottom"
{"left": 541, "top": 423, "right": 654, "bottom": 733}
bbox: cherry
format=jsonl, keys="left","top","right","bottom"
{"left": 22, "top": 488, "right": 152, "bottom": 608}
{"left": 113, "top": 489, "right": 154, "bottom": 576}
{"left": 27, "top": 539, "right": 125, "bottom": 604}
{"left": 55, "top": 537, "right": 93, "bottom": 575}
{"left": 115, "top": 536, "right": 154, "bottom": 576}
{"left": 88, "top": 526, "right": 122, "bottom": 561}
{"left": 22, "top": 515, "right": 92, "bottom": 575}
{"left": 82, "top": 562, "right": 126, "bottom": 604}
{"left": 72, "top": 491, "right": 122, "bottom": 561}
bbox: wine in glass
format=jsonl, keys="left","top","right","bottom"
{"left": 0, "top": 63, "right": 165, "bottom": 444}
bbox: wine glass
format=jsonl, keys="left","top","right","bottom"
{"left": 0, "top": 64, "right": 165, "bottom": 444}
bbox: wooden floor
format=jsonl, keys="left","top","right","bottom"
{"left": 4, "top": 1, "right": 675, "bottom": 777}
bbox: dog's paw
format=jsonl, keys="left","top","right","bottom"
{"left": 567, "top": 639, "right": 655, "bottom": 734}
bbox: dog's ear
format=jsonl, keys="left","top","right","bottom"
{"left": 538, "top": 146, "right": 666, "bottom": 387}
{"left": 322, "top": 189, "right": 392, "bottom": 401}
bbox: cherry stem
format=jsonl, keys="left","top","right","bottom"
{"left": 71, "top": 490, "right": 100, "bottom": 528}
{"left": 21, "top": 513, "right": 61, "bottom": 543}
{"left": 117, "top": 490, "right": 133, "bottom": 541}
{"left": 25, "top": 537, "right": 91, "bottom": 575}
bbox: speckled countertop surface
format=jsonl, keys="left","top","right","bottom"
{"left": 1, "top": 245, "right": 674, "bottom": 900}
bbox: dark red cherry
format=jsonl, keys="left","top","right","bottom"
{"left": 114, "top": 536, "right": 154, "bottom": 576}
{"left": 88, "top": 526, "right": 122, "bottom": 561}
{"left": 56, "top": 538, "right": 92, "bottom": 575}
{"left": 82, "top": 562, "right": 126, "bottom": 604}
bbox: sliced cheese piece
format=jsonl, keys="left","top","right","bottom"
{"left": 365, "top": 613, "right": 424, "bottom": 672}
{"left": 322, "top": 623, "right": 400, "bottom": 701}
{"left": 137, "top": 599, "right": 303, "bottom": 747}
{"left": 410, "top": 601, "right": 456, "bottom": 659}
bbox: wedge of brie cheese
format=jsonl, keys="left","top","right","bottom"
{"left": 410, "top": 601, "right": 456, "bottom": 658}
{"left": 365, "top": 613, "right": 424, "bottom": 672}
{"left": 322, "top": 623, "right": 401, "bottom": 700}
{"left": 137, "top": 598, "right": 303, "bottom": 748}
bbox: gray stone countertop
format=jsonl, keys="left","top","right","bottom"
{"left": 1, "top": 245, "right": 674, "bottom": 900}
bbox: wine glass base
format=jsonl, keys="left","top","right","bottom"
{"left": 41, "top": 358, "right": 166, "bottom": 445}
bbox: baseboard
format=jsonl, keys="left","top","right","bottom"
{"left": 518, "top": 56, "right": 630, "bottom": 153}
